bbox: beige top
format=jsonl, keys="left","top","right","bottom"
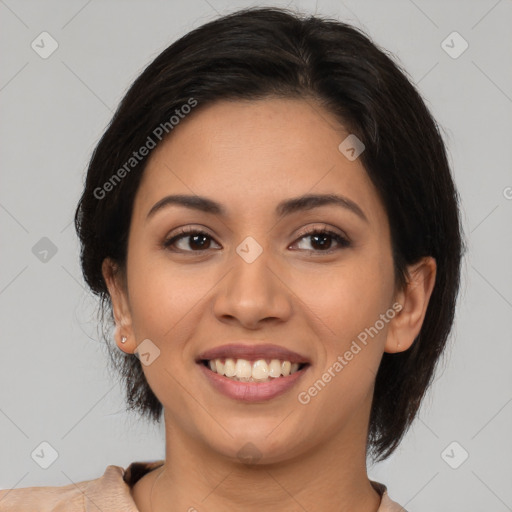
{"left": 0, "top": 460, "right": 407, "bottom": 511}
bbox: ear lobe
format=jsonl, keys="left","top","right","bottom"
{"left": 101, "top": 258, "right": 137, "bottom": 354}
{"left": 385, "top": 256, "right": 437, "bottom": 354}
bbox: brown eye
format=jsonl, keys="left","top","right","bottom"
{"left": 163, "top": 229, "right": 221, "bottom": 252}
{"left": 293, "top": 228, "right": 351, "bottom": 254}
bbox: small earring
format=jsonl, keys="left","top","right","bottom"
{"left": 121, "top": 336, "right": 127, "bottom": 344}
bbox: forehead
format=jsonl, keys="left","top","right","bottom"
{"left": 133, "top": 98, "right": 387, "bottom": 227}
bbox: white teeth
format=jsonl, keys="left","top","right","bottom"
{"left": 206, "top": 357, "right": 304, "bottom": 382}
{"left": 235, "top": 359, "right": 252, "bottom": 380}
{"left": 216, "top": 360, "right": 225, "bottom": 375}
{"left": 281, "top": 361, "right": 291, "bottom": 376}
{"left": 268, "top": 359, "right": 282, "bottom": 378}
{"left": 224, "top": 358, "right": 236, "bottom": 377}
{"left": 252, "top": 360, "right": 269, "bottom": 381}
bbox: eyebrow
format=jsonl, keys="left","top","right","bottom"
{"left": 146, "top": 193, "right": 368, "bottom": 222}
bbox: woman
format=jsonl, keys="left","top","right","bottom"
{"left": 0, "top": 6, "right": 463, "bottom": 511}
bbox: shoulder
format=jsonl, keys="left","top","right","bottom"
{"left": 0, "top": 477, "right": 89, "bottom": 511}
{"left": 371, "top": 480, "right": 408, "bottom": 512}
{"left": 0, "top": 464, "right": 137, "bottom": 512}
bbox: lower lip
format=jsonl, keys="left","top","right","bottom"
{"left": 197, "top": 363, "right": 309, "bottom": 402}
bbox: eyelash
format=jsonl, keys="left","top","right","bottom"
{"left": 163, "top": 225, "right": 351, "bottom": 255}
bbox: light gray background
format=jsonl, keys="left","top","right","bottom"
{"left": 1, "top": 0, "right": 511, "bottom": 510}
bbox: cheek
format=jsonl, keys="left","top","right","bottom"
{"left": 125, "top": 249, "right": 220, "bottom": 344}
{"left": 296, "top": 262, "right": 394, "bottom": 416}
{"left": 125, "top": 247, "right": 185, "bottom": 337}
{"left": 296, "top": 253, "right": 394, "bottom": 342}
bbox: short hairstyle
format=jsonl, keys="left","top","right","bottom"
{"left": 75, "top": 6, "right": 464, "bottom": 462}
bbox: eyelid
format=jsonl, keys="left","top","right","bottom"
{"left": 163, "top": 225, "right": 217, "bottom": 249}
{"left": 294, "top": 224, "right": 349, "bottom": 242}
{"left": 290, "top": 225, "right": 351, "bottom": 254}
{"left": 163, "top": 223, "right": 351, "bottom": 254}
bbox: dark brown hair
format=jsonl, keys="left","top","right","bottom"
{"left": 74, "top": 6, "right": 464, "bottom": 462}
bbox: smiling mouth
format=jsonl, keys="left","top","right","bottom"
{"left": 200, "top": 358, "right": 309, "bottom": 383}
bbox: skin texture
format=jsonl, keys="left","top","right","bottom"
{"left": 103, "top": 98, "right": 436, "bottom": 512}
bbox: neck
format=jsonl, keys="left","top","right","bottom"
{"left": 142, "top": 409, "right": 381, "bottom": 512}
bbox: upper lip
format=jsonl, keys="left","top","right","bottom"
{"left": 196, "top": 343, "right": 311, "bottom": 364}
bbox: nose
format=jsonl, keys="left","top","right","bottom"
{"left": 211, "top": 242, "right": 293, "bottom": 330}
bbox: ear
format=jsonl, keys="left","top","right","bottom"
{"left": 102, "top": 258, "right": 137, "bottom": 354}
{"left": 385, "top": 256, "right": 437, "bottom": 354}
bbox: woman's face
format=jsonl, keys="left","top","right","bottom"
{"left": 105, "top": 98, "right": 411, "bottom": 464}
